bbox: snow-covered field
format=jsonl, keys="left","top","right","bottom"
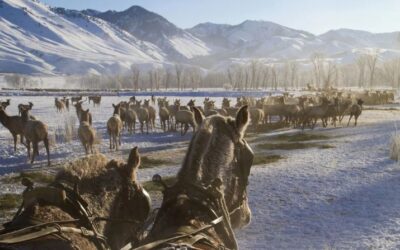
{"left": 1, "top": 92, "right": 400, "bottom": 249}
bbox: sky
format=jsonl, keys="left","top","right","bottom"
{"left": 41, "top": 0, "right": 400, "bottom": 34}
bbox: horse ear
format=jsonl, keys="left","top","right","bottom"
{"left": 86, "top": 109, "right": 89, "bottom": 112}
{"left": 192, "top": 106, "right": 204, "bottom": 126}
{"left": 128, "top": 147, "right": 140, "bottom": 168}
{"left": 236, "top": 105, "right": 249, "bottom": 134}
{"left": 112, "top": 103, "right": 115, "bottom": 108}
{"left": 127, "top": 147, "right": 140, "bottom": 175}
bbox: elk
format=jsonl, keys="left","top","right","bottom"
{"left": 20, "top": 107, "right": 50, "bottom": 166}
{"left": 347, "top": 99, "right": 364, "bottom": 126}
{"left": 134, "top": 101, "right": 150, "bottom": 134}
{"left": 143, "top": 99, "right": 156, "bottom": 130}
{"left": 249, "top": 107, "right": 265, "bottom": 130}
{"left": 175, "top": 109, "right": 198, "bottom": 135}
{"left": 78, "top": 109, "right": 96, "bottom": 154}
{"left": 74, "top": 100, "right": 91, "bottom": 125}
{"left": 107, "top": 103, "right": 123, "bottom": 150}
{"left": 0, "top": 99, "right": 10, "bottom": 109}
{"left": 88, "top": 95, "right": 101, "bottom": 107}
{"left": 0, "top": 106, "right": 25, "bottom": 152}
{"left": 71, "top": 95, "right": 83, "bottom": 103}
{"left": 54, "top": 97, "right": 65, "bottom": 112}
{"left": 159, "top": 103, "right": 170, "bottom": 132}
{"left": 18, "top": 102, "right": 33, "bottom": 115}
{"left": 125, "top": 105, "right": 137, "bottom": 134}
{"left": 62, "top": 97, "right": 69, "bottom": 111}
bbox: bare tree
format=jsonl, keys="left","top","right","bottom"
{"left": 365, "top": 49, "right": 380, "bottom": 87}
{"left": 130, "top": 65, "right": 140, "bottom": 91}
{"left": 249, "top": 60, "right": 260, "bottom": 89}
{"left": 187, "top": 67, "right": 201, "bottom": 89}
{"left": 382, "top": 58, "right": 400, "bottom": 89}
{"left": 310, "top": 52, "right": 325, "bottom": 89}
{"left": 175, "top": 64, "right": 183, "bottom": 90}
{"left": 322, "top": 61, "right": 337, "bottom": 89}
{"left": 164, "top": 69, "right": 172, "bottom": 90}
{"left": 289, "top": 61, "right": 299, "bottom": 89}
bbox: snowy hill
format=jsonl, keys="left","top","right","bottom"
{"left": 1, "top": 0, "right": 400, "bottom": 75}
{"left": 95, "top": 6, "right": 211, "bottom": 60}
{"left": 188, "top": 21, "right": 400, "bottom": 66}
{"left": 0, "top": 0, "right": 166, "bottom": 75}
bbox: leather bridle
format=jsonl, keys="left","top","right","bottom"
{"left": 124, "top": 138, "right": 254, "bottom": 250}
{"left": 0, "top": 178, "right": 149, "bottom": 250}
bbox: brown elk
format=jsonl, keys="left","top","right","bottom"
{"left": 18, "top": 102, "right": 33, "bottom": 115}
{"left": 0, "top": 106, "right": 25, "bottom": 152}
{"left": 62, "top": 96, "right": 70, "bottom": 111}
{"left": 143, "top": 99, "right": 156, "bottom": 130}
{"left": 0, "top": 99, "right": 10, "bottom": 109}
{"left": 20, "top": 107, "right": 50, "bottom": 166}
{"left": 134, "top": 101, "right": 150, "bottom": 134}
{"left": 159, "top": 102, "right": 170, "bottom": 132}
{"left": 54, "top": 97, "right": 65, "bottom": 112}
{"left": 88, "top": 95, "right": 101, "bottom": 107}
{"left": 74, "top": 100, "right": 92, "bottom": 125}
{"left": 71, "top": 95, "right": 83, "bottom": 103}
{"left": 347, "top": 99, "right": 364, "bottom": 126}
{"left": 107, "top": 103, "right": 123, "bottom": 150}
{"left": 78, "top": 109, "right": 96, "bottom": 154}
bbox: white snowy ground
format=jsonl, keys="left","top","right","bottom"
{"left": 237, "top": 109, "right": 400, "bottom": 249}
{"left": 0, "top": 93, "right": 400, "bottom": 249}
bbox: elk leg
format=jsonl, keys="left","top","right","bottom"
{"left": 347, "top": 114, "right": 353, "bottom": 127}
{"left": 26, "top": 140, "right": 31, "bottom": 161}
{"left": 13, "top": 134, "right": 17, "bottom": 152}
{"left": 44, "top": 137, "right": 50, "bottom": 166}
{"left": 31, "top": 143, "right": 38, "bottom": 164}
{"left": 109, "top": 132, "right": 112, "bottom": 149}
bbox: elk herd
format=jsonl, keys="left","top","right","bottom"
{"left": 0, "top": 88, "right": 395, "bottom": 167}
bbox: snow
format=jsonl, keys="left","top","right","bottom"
{"left": 168, "top": 34, "right": 211, "bottom": 59}
{"left": 237, "top": 108, "right": 400, "bottom": 249}
{"left": 2, "top": 0, "right": 400, "bottom": 75}
{"left": 0, "top": 0, "right": 165, "bottom": 75}
{"left": 0, "top": 91, "right": 400, "bottom": 249}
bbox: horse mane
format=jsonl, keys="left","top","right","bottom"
{"left": 178, "top": 114, "right": 244, "bottom": 186}
{"left": 56, "top": 154, "right": 125, "bottom": 191}
{"left": 53, "top": 154, "right": 129, "bottom": 231}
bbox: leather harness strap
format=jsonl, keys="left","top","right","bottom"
{"left": 0, "top": 224, "right": 96, "bottom": 244}
{"left": 0, "top": 181, "right": 110, "bottom": 250}
{"left": 122, "top": 208, "right": 237, "bottom": 250}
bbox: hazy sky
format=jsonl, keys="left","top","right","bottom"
{"left": 42, "top": 0, "right": 400, "bottom": 34}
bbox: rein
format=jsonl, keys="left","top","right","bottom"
{"left": 122, "top": 177, "right": 246, "bottom": 250}
{"left": 123, "top": 137, "right": 253, "bottom": 250}
{"left": 0, "top": 178, "right": 142, "bottom": 249}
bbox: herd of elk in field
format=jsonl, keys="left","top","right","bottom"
{"left": 0, "top": 89, "right": 395, "bottom": 166}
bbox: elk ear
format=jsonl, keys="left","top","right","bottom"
{"left": 235, "top": 105, "right": 249, "bottom": 135}
{"left": 192, "top": 106, "right": 204, "bottom": 126}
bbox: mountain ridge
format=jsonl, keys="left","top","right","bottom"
{"left": 1, "top": 0, "right": 400, "bottom": 75}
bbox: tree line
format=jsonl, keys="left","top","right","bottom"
{"left": 4, "top": 50, "right": 400, "bottom": 90}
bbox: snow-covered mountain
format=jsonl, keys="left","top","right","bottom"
{"left": 0, "top": 0, "right": 166, "bottom": 75}
{"left": 94, "top": 6, "right": 211, "bottom": 61}
{"left": 188, "top": 21, "right": 400, "bottom": 65}
{"left": 1, "top": 0, "right": 400, "bottom": 75}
